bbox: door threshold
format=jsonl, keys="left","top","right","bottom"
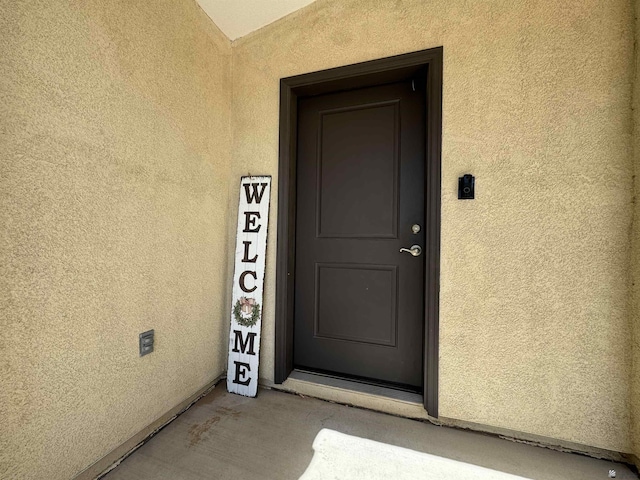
{"left": 290, "top": 370, "right": 423, "bottom": 402}
{"left": 266, "top": 370, "right": 431, "bottom": 421}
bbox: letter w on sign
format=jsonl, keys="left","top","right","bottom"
{"left": 227, "top": 176, "right": 271, "bottom": 397}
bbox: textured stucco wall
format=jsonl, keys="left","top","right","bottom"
{"left": 633, "top": 0, "right": 640, "bottom": 463}
{"left": 0, "top": 1, "right": 232, "bottom": 479}
{"left": 230, "top": 0, "right": 634, "bottom": 452}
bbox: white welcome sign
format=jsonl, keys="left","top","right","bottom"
{"left": 227, "top": 176, "right": 271, "bottom": 397}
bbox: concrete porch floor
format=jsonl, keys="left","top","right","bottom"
{"left": 103, "top": 386, "right": 638, "bottom": 480}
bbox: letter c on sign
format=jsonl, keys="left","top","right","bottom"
{"left": 239, "top": 271, "right": 257, "bottom": 293}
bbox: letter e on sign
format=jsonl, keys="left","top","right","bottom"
{"left": 227, "top": 176, "right": 271, "bottom": 397}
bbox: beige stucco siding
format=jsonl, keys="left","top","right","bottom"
{"left": 0, "top": 1, "right": 232, "bottom": 479}
{"left": 2, "top": 0, "right": 636, "bottom": 476}
{"left": 633, "top": 0, "right": 640, "bottom": 464}
{"left": 230, "top": 0, "right": 634, "bottom": 452}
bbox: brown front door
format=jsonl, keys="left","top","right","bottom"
{"left": 294, "top": 80, "right": 426, "bottom": 390}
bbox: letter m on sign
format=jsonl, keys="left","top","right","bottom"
{"left": 232, "top": 330, "right": 256, "bottom": 355}
{"left": 227, "top": 176, "right": 271, "bottom": 397}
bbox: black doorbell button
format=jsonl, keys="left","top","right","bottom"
{"left": 458, "top": 174, "right": 475, "bottom": 200}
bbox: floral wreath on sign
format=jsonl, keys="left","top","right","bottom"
{"left": 233, "top": 296, "right": 261, "bottom": 327}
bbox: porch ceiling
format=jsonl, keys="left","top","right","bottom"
{"left": 195, "top": 0, "right": 316, "bottom": 40}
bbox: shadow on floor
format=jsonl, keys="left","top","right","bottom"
{"left": 104, "top": 386, "right": 637, "bottom": 480}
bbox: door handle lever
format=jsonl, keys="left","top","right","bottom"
{"left": 399, "top": 245, "right": 422, "bottom": 257}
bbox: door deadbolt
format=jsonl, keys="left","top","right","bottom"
{"left": 411, "top": 224, "right": 421, "bottom": 234}
{"left": 399, "top": 245, "right": 422, "bottom": 257}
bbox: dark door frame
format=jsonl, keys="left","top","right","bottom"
{"left": 274, "top": 47, "right": 443, "bottom": 417}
